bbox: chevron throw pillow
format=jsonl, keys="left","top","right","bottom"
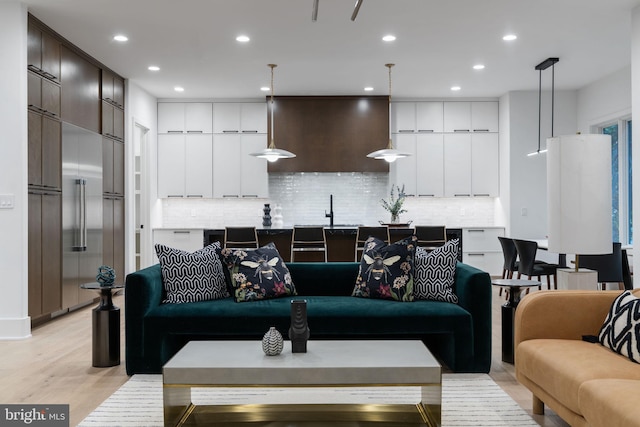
{"left": 155, "top": 241, "right": 230, "bottom": 304}
{"left": 413, "top": 240, "right": 459, "bottom": 303}
{"left": 598, "top": 290, "right": 640, "bottom": 363}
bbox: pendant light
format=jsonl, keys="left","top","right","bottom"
{"left": 528, "top": 57, "right": 559, "bottom": 157}
{"left": 249, "top": 64, "right": 296, "bottom": 162}
{"left": 366, "top": 63, "right": 411, "bottom": 163}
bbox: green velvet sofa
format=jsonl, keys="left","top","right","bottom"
{"left": 125, "top": 262, "right": 491, "bottom": 375}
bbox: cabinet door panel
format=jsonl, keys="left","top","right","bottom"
{"left": 443, "top": 133, "right": 471, "bottom": 197}
{"left": 28, "top": 111, "right": 43, "bottom": 187}
{"left": 28, "top": 73, "right": 41, "bottom": 111}
{"left": 185, "top": 103, "right": 213, "bottom": 133}
{"left": 157, "top": 134, "right": 186, "bottom": 197}
{"left": 158, "top": 103, "right": 185, "bottom": 133}
{"left": 42, "top": 117, "right": 61, "bottom": 189}
{"left": 27, "top": 23, "right": 42, "bottom": 72}
{"left": 471, "top": 102, "right": 498, "bottom": 133}
{"left": 416, "top": 102, "right": 443, "bottom": 133}
{"left": 443, "top": 102, "right": 471, "bottom": 133}
{"left": 213, "top": 103, "right": 241, "bottom": 133}
{"left": 471, "top": 133, "right": 499, "bottom": 196}
{"left": 101, "top": 69, "right": 114, "bottom": 102}
{"left": 41, "top": 79, "right": 60, "bottom": 118}
{"left": 42, "top": 193, "right": 61, "bottom": 314}
{"left": 28, "top": 193, "right": 43, "bottom": 317}
{"left": 391, "top": 102, "right": 416, "bottom": 133}
{"left": 113, "top": 107, "right": 124, "bottom": 141}
{"left": 185, "top": 134, "right": 213, "bottom": 198}
{"left": 241, "top": 103, "right": 267, "bottom": 133}
{"left": 102, "top": 137, "right": 114, "bottom": 194}
{"left": 103, "top": 197, "right": 114, "bottom": 268}
{"left": 390, "top": 134, "right": 417, "bottom": 196}
{"left": 41, "top": 31, "right": 60, "bottom": 81}
{"left": 240, "top": 134, "right": 268, "bottom": 198}
{"left": 113, "top": 198, "right": 125, "bottom": 278}
{"left": 113, "top": 141, "right": 125, "bottom": 195}
{"left": 213, "top": 134, "right": 241, "bottom": 197}
{"left": 113, "top": 76, "right": 125, "bottom": 108}
{"left": 102, "top": 101, "right": 114, "bottom": 137}
{"left": 416, "top": 134, "right": 444, "bottom": 197}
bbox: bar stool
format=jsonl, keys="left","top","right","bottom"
{"left": 224, "top": 227, "right": 259, "bottom": 250}
{"left": 355, "top": 226, "right": 390, "bottom": 261}
{"left": 291, "top": 226, "right": 327, "bottom": 262}
{"left": 415, "top": 226, "right": 447, "bottom": 251}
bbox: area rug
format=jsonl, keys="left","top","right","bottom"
{"left": 79, "top": 374, "right": 537, "bottom": 426}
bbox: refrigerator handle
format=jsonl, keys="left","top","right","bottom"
{"left": 73, "top": 178, "right": 88, "bottom": 252}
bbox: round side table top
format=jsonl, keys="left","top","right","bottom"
{"left": 491, "top": 278, "right": 541, "bottom": 288}
{"left": 80, "top": 282, "right": 124, "bottom": 291}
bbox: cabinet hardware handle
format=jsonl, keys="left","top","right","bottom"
{"left": 28, "top": 65, "right": 41, "bottom": 73}
{"left": 398, "top": 129, "right": 415, "bottom": 133}
{"left": 223, "top": 195, "right": 239, "bottom": 198}
{"left": 242, "top": 195, "right": 258, "bottom": 198}
{"left": 186, "top": 130, "right": 203, "bottom": 133}
{"left": 454, "top": 129, "right": 470, "bottom": 132}
{"left": 223, "top": 130, "right": 239, "bottom": 133}
{"left": 186, "top": 195, "right": 203, "bottom": 198}
{"left": 167, "top": 195, "right": 183, "bottom": 198}
{"left": 468, "top": 229, "right": 485, "bottom": 232}
{"left": 418, "top": 194, "right": 435, "bottom": 197}
{"left": 467, "top": 253, "right": 485, "bottom": 256}
{"left": 474, "top": 194, "right": 490, "bottom": 197}
{"left": 173, "top": 231, "right": 190, "bottom": 234}
{"left": 473, "top": 129, "right": 490, "bottom": 132}
{"left": 167, "top": 130, "right": 184, "bottom": 134}
{"left": 454, "top": 194, "right": 470, "bottom": 197}
{"left": 242, "top": 130, "right": 258, "bottom": 133}
{"left": 417, "top": 129, "right": 434, "bottom": 133}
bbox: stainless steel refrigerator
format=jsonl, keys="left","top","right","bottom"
{"left": 62, "top": 122, "right": 103, "bottom": 309}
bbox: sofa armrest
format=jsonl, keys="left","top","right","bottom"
{"left": 454, "top": 262, "right": 492, "bottom": 372}
{"left": 125, "top": 263, "right": 164, "bottom": 374}
{"left": 514, "top": 290, "right": 623, "bottom": 348}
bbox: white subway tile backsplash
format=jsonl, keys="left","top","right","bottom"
{"left": 161, "top": 173, "right": 497, "bottom": 228}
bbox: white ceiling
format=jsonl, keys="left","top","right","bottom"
{"left": 22, "top": 0, "right": 640, "bottom": 100}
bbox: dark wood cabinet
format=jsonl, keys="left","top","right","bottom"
{"left": 103, "top": 196, "right": 125, "bottom": 280}
{"left": 28, "top": 72, "right": 60, "bottom": 118}
{"left": 27, "top": 22, "right": 60, "bottom": 82}
{"left": 102, "top": 101, "right": 124, "bottom": 142}
{"left": 28, "top": 111, "right": 61, "bottom": 189}
{"left": 61, "top": 46, "right": 101, "bottom": 133}
{"left": 103, "top": 137, "right": 124, "bottom": 196}
{"left": 28, "top": 191, "right": 62, "bottom": 318}
{"left": 101, "top": 69, "right": 125, "bottom": 109}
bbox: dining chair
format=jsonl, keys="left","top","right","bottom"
{"left": 497, "top": 237, "right": 519, "bottom": 297}
{"left": 355, "top": 226, "right": 390, "bottom": 261}
{"left": 414, "top": 226, "right": 447, "bottom": 251}
{"left": 513, "top": 239, "right": 559, "bottom": 290}
{"left": 578, "top": 242, "right": 624, "bottom": 290}
{"left": 224, "top": 227, "right": 259, "bottom": 250}
{"left": 291, "top": 226, "right": 327, "bottom": 262}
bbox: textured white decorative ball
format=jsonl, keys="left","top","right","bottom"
{"left": 262, "top": 327, "right": 284, "bottom": 356}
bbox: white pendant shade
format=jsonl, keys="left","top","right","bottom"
{"left": 547, "top": 134, "right": 612, "bottom": 255}
{"left": 366, "top": 147, "right": 411, "bottom": 163}
{"left": 249, "top": 147, "right": 296, "bottom": 162}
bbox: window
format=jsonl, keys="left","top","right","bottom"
{"left": 600, "top": 119, "right": 632, "bottom": 245}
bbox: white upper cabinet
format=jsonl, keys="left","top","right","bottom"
{"left": 157, "top": 134, "right": 213, "bottom": 198}
{"left": 390, "top": 134, "right": 417, "bottom": 196}
{"left": 213, "top": 103, "right": 267, "bottom": 134}
{"left": 184, "top": 134, "right": 213, "bottom": 198}
{"left": 443, "top": 102, "right": 472, "bottom": 133}
{"left": 390, "top": 102, "right": 416, "bottom": 133}
{"left": 471, "top": 133, "right": 499, "bottom": 196}
{"left": 443, "top": 133, "right": 472, "bottom": 197}
{"left": 212, "top": 134, "right": 268, "bottom": 198}
{"left": 157, "top": 134, "right": 186, "bottom": 198}
{"left": 416, "top": 133, "right": 444, "bottom": 197}
{"left": 471, "top": 102, "right": 499, "bottom": 133}
{"left": 416, "top": 102, "right": 444, "bottom": 133}
{"left": 240, "top": 134, "right": 269, "bottom": 198}
{"left": 158, "top": 103, "right": 212, "bottom": 133}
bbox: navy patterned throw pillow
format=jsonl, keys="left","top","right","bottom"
{"left": 155, "top": 241, "right": 230, "bottom": 304}
{"left": 598, "top": 290, "right": 640, "bottom": 363}
{"left": 351, "top": 235, "right": 417, "bottom": 302}
{"left": 221, "top": 243, "right": 297, "bottom": 302}
{"left": 413, "top": 240, "right": 459, "bottom": 303}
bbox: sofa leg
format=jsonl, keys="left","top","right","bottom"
{"left": 532, "top": 394, "right": 545, "bottom": 415}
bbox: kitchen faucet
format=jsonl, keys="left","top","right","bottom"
{"left": 325, "top": 194, "right": 334, "bottom": 227}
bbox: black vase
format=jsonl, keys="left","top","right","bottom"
{"left": 289, "top": 299, "right": 310, "bottom": 353}
{"left": 262, "top": 203, "right": 272, "bottom": 227}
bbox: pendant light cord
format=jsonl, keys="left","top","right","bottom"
{"left": 538, "top": 69, "right": 542, "bottom": 153}
{"left": 386, "top": 63, "right": 394, "bottom": 149}
{"left": 268, "top": 64, "right": 277, "bottom": 149}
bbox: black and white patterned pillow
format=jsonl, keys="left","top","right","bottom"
{"left": 413, "top": 240, "right": 459, "bottom": 303}
{"left": 155, "top": 242, "right": 229, "bottom": 304}
{"left": 598, "top": 290, "right": 640, "bottom": 363}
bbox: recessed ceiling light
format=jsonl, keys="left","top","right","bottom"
{"left": 364, "top": 87, "right": 374, "bottom": 91}
{"left": 174, "top": 86, "right": 184, "bottom": 92}
{"left": 113, "top": 34, "right": 128, "bottom": 42}
{"left": 382, "top": 35, "right": 396, "bottom": 42}
{"left": 502, "top": 34, "right": 517, "bottom": 41}
{"left": 148, "top": 66, "right": 160, "bottom": 71}
{"left": 473, "top": 64, "right": 485, "bottom": 70}
{"left": 236, "top": 35, "right": 250, "bottom": 42}
{"left": 451, "top": 86, "right": 461, "bottom": 91}
{"left": 260, "top": 86, "right": 270, "bottom": 92}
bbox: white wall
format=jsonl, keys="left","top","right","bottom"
{"left": 577, "top": 66, "right": 631, "bottom": 132}
{"left": 0, "top": 0, "right": 30, "bottom": 339}
{"left": 506, "top": 90, "right": 578, "bottom": 240}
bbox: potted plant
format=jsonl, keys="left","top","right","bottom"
{"left": 381, "top": 184, "right": 407, "bottom": 224}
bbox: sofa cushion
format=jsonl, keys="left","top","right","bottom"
{"left": 516, "top": 339, "right": 640, "bottom": 415}
{"left": 579, "top": 379, "right": 640, "bottom": 427}
{"left": 222, "top": 243, "right": 297, "bottom": 302}
{"left": 598, "top": 290, "right": 640, "bottom": 363}
{"left": 155, "top": 242, "right": 229, "bottom": 304}
{"left": 414, "top": 240, "right": 459, "bottom": 303}
{"left": 351, "top": 235, "right": 417, "bottom": 302}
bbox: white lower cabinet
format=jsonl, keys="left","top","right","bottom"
{"left": 157, "top": 134, "right": 213, "bottom": 198}
{"left": 462, "top": 227, "right": 505, "bottom": 276}
{"left": 213, "top": 134, "right": 268, "bottom": 198}
{"left": 153, "top": 229, "right": 204, "bottom": 262}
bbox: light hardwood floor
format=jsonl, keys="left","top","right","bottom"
{"left": 0, "top": 288, "right": 569, "bottom": 426}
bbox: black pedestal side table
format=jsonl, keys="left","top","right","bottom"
{"left": 80, "top": 282, "right": 124, "bottom": 367}
{"left": 491, "top": 278, "right": 541, "bottom": 364}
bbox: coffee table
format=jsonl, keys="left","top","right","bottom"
{"left": 163, "top": 340, "right": 441, "bottom": 426}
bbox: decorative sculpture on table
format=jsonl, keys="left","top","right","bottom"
{"left": 262, "top": 327, "right": 284, "bottom": 356}
{"left": 262, "top": 203, "right": 272, "bottom": 227}
{"left": 289, "top": 299, "right": 310, "bottom": 353}
{"left": 96, "top": 265, "right": 116, "bottom": 287}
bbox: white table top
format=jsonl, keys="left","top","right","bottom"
{"left": 163, "top": 340, "right": 441, "bottom": 386}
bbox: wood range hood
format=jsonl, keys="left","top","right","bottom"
{"left": 267, "top": 96, "right": 389, "bottom": 173}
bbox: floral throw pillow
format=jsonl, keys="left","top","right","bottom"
{"left": 351, "top": 235, "right": 417, "bottom": 302}
{"left": 221, "top": 242, "right": 297, "bottom": 302}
